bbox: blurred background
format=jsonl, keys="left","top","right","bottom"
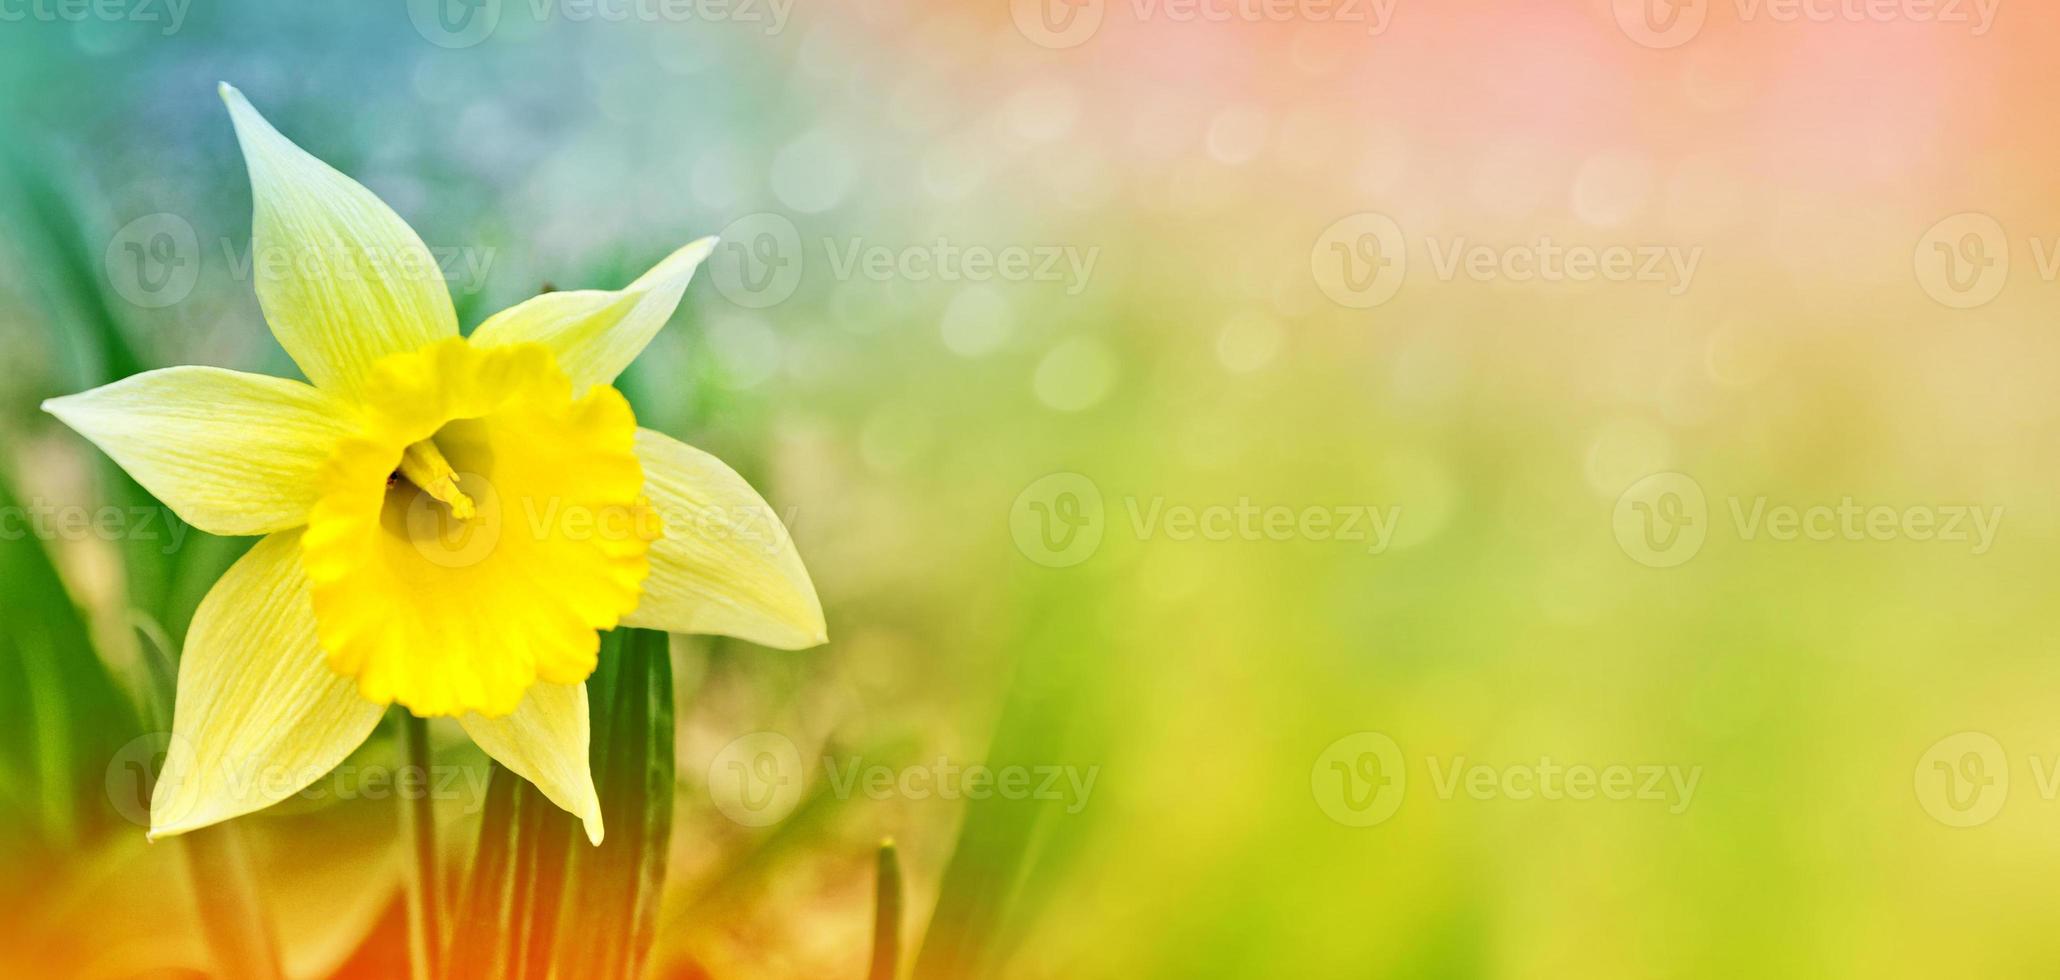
{"left": 6, "top": 0, "right": 2060, "bottom": 976}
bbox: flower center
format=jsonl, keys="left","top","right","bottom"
{"left": 395, "top": 435, "right": 476, "bottom": 520}
{"left": 302, "top": 338, "right": 654, "bottom": 717}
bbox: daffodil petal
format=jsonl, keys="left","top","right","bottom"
{"left": 622, "top": 428, "right": 827, "bottom": 648}
{"left": 458, "top": 682, "right": 603, "bottom": 844}
{"left": 221, "top": 83, "right": 457, "bottom": 400}
{"left": 42, "top": 366, "right": 350, "bottom": 536}
{"left": 468, "top": 238, "right": 716, "bottom": 391}
{"left": 150, "top": 530, "right": 385, "bottom": 839}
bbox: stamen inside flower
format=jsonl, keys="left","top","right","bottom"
{"left": 396, "top": 436, "right": 476, "bottom": 520}
{"left": 303, "top": 339, "right": 654, "bottom": 717}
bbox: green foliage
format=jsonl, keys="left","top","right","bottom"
{"left": 446, "top": 758, "right": 575, "bottom": 980}
{"left": 0, "top": 468, "right": 144, "bottom": 867}
{"left": 2, "top": 141, "right": 246, "bottom": 641}
{"left": 445, "top": 627, "right": 676, "bottom": 980}
{"left": 563, "top": 626, "right": 678, "bottom": 980}
{"left": 914, "top": 581, "right": 1110, "bottom": 980}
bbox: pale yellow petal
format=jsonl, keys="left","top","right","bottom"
{"left": 468, "top": 238, "right": 716, "bottom": 391}
{"left": 458, "top": 682, "right": 603, "bottom": 844}
{"left": 42, "top": 366, "right": 350, "bottom": 536}
{"left": 221, "top": 83, "right": 457, "bottom": 400}
{"left": 150, "top": 530, "right": 385, "bottom": 839}
{"left": 622, "top": 428, "right": 827, "bottom": 648}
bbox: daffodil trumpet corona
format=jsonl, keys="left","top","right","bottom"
{"left": 42, "top": 85, "right": 827, "bottom": 845}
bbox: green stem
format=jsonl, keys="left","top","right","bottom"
{"left": 179, "top": 825, "right": 283, "bottom": 980}
{"left": 869, "top": 838, "right": 903, "bottom": 980}
{"left": 399, "top": 711, "right": 444, "bottom": 980}
{"left": 134, "top": 617, "right": 281, "bottom": 980}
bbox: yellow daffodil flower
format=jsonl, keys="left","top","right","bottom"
{"left": 42, "top": 84, "right": 826, "bottom": 845}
